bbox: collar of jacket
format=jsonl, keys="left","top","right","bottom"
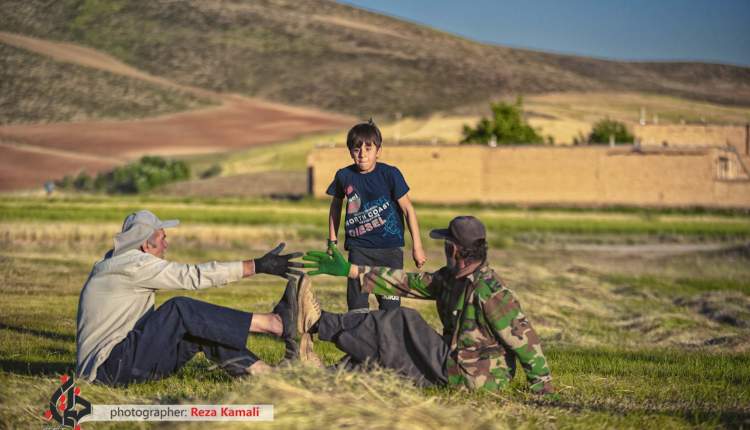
{"left": 464, "top": 261, "right": 491, "bottom": 283}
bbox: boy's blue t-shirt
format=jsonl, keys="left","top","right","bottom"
{"left": 326, "top": 162, "right": 409, "bottom": 249}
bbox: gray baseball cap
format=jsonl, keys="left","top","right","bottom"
{"left": 429, "top": 215, "right": 486, "bottom": 248}
{"left": 113, "top": 210, "right": 179, "bottom": 256}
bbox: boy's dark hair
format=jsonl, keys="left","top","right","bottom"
{"left": 346, "top": 119, "right": 382, "bottom": 151}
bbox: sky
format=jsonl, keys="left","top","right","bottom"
{"left": 341, "top": 0, "right": 750, "bottom": 67}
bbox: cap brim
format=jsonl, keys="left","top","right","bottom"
{"left": 159, "top": 219, "right": 180, "bottom": 229}
{"left": 429, "top": 228, "right": 453, "bottom": 240}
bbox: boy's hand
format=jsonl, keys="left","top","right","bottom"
{"left": 412, "top": 246, "right": 426, "bottom": 269}
{"left": 303, "top": 246, "right": 351, "bottom": 277}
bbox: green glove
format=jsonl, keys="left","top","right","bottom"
{"left": 303, "top": 245, "right": 351, "bottom": 276}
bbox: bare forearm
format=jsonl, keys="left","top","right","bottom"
{"left": 328, "top": 198, "right": 343, "bottom": 241}
{"left": 405, "top": 207, "right": 423, "bottom": 249}
{"left": 242, "top": 260, "right": 256, "bottom": 277}
{"left": 398, "top": 196, "right": 423, "bottom": 249}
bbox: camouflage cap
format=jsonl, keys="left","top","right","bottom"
{"left": 429, "top": 216, "right": 486, "bottom": 248}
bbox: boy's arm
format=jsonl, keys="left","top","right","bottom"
{"left": 397, "top": 194, "right": 426, "bottom": 269}
{"left": 328, "top": 197, "right": 344, "bottom": 243}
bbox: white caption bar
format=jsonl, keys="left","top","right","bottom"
{"left": 81, "top": 404, "right": 273, "bottom": 422}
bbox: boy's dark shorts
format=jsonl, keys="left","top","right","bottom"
{"left": 346, "top": 246, "right": 403, "bottom": 311}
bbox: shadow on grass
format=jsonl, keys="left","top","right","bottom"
{"left": 0, "top": 359, "right": 74, "bottom": 376}
{"left": 0, "top": 323, "right": 76, "bottom": 343}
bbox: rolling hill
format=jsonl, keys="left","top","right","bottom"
{"left": 2, "top": 0, "right": 749, "bottom": 119}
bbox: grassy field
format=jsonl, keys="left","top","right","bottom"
{"left": 1, "top": 196, "right": 749, "bottom": 429}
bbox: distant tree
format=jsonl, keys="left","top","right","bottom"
{"left": 588, "top": 119, "right": 634, "bottom": 144}
{"left": 200, "top": 164, "right": 223, "bottom": 179}
{"left": 461, "top": 98, "right": 544, "bottom": 145}
{"left": 73, "top": 171, "right": 94, "bottom": 191}
{"left": 55, "top": 156, "right": 190, "bottom": 194}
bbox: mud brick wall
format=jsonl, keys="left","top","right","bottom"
{"left": 308, "top": 145, "right": 750, "bottom": 208}
{"left": 635, "top": 124, "right": 747, "bottom": 153}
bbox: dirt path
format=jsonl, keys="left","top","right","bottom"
{"left": 0, "top": 31, "right": 219, "bottom": 100}
{"left": 0, "top": 31, "right": 354, "bottom": 191}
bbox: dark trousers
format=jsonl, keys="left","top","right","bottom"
{"left": 347, "top": 247, "right": 402, "bottom": 311}
{"left": 95, "top": 297, "right": 258, "bottom": 386}
{"left": 319, "top": 308, "right": 449, "bottom": 387}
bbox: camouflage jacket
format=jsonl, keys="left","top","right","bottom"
{"left": 358, "top": 262, "right": 553, "bottom": 393}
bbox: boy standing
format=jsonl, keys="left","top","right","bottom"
{"left": 327, "top": 120, "right": 426, "bottom": 311}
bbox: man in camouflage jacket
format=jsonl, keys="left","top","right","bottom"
{"left": 302, "top": 216, "right": 554, "bottom": 395}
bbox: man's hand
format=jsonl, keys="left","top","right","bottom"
{"left": 531, "top": 381, "right": 558, "bottom": 401}
{"left": 254, "top": 243, "right": 304, "bottom": 279}
{"left": 412, "top": 245, "right": 426, "bottom": 269}
{"left": 303, "top": 245, "right": 351, "bottom": 277}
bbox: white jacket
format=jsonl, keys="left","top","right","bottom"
{"left": 76, "top": 249, "right": 243, "bottom": 381}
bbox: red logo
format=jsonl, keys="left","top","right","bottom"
{"left": 43, "top": 374, "right": 91, "bottom": 429}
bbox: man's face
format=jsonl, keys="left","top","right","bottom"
{"left": 143, "top": 228, "right": 168, "bottom": 258}
{"left": 350, "top": 142, "right": 381, "bottom": 173}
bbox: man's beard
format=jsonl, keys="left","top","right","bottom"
{"left": 444, "top": 242, "right": 458, "bottom": 273}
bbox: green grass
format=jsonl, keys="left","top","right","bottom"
{"left": 2, "top": 196, "right": 749, "bottom": 241}
{"left": 1, "top": 197, "right": 749, "bottom": 428}
{"left": 602, "top": 274, "right": 750, "bottom": 295}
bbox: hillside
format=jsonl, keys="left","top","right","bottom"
{"left": 0, "top": 41, "right": 214, "bottom": 124}
{"left": 2, "top": 0, "right": 749, "bottom": 118}
{"left": 0, "top": 32, "right": 353, "bottom": 191}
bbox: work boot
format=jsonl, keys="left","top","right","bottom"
{"left": 272, "top": 276, "right": 299, "bottom": 361}
{"left": 299, "top": 333, "right": 324, "bottom": 368}
{"left": 297, "top": 275, "right": 321, "bottom": 335}
{"left": 296, "top": 275, "right": 323, "bottom": 366}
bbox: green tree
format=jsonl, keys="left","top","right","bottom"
{"left": 588, "top": 119, "right": 634, "bottom": 144}
{"left": 55, "top": 156, "right": 191, "bottom": 194}
{"left": 73, "top": 171, "right": 94, "bottom": 191}
{"left": 461, "top": 98, "right": 543, "bottom": 145}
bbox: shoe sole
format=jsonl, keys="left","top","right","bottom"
{"left": 296, "top": 275, "right": 318, "bottom": 334}
{"left": 299, "top": 333, "right": 324, "bottom": 368}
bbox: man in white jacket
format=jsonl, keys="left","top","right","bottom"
{"left": 76, "top": 210, "right": 306, "bottom": 386}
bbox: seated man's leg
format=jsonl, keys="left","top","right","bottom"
{"left": 96, "top": 297, "right": 267, "bottom": 385}
{"left": 316, "top": 307, "right": 450, "bottom": 387}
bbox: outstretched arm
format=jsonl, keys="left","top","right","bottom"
{"left": 303, "top": 246, "right": 440, "bottom": 299}
{"left": 356, "top": 265, "right": 437, "bottom": 299}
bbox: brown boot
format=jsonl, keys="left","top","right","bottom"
{"left": 299, "top": 333, "right": 324, "bottom": 368}
{"left": 296, "top": 275, "right": 323, "bottom": 366}
{"left": 296, "top": 275, "right": 321, "bottom": 335}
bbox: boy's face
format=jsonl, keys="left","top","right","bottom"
{"left": 350, "top": 142, "right": 381, "bottom": 173}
